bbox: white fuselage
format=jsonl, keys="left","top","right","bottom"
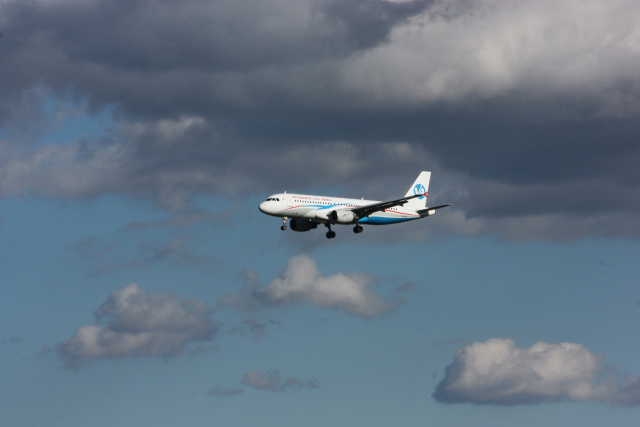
{"left": 259, "top": 193, "right": 421, "bottom": 225}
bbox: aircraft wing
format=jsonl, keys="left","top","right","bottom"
{"left": 349, "top": 193, "right": 428, "bottom": 218}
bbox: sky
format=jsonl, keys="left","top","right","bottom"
{"left": 1, "top": 0, "right": 639, "bottom": 426}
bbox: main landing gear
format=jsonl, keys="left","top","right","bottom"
{"left": 325, "top": 223, "right": 336, "bottom": 239}
{"left": 281, "top": 218, "right": 362, "bottom": 239}
{"left": 324, "top": 223, "right": 363, "bottom": 238}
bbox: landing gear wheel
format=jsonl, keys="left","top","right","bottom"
{"left": 324, "top": 223, "right": 335, "bottom": 239}
{"left": 281, "top": 225, "right": 287, "bottom": 231}
{"left": 353, "top": 225, "right": 363, "bottom": 234}
{"left": 281, "top": 217, "right": 288, "bottom": 231}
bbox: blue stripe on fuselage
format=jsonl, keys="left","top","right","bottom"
{"left": 357, "top": 216, "right": 415, "bottom": 225}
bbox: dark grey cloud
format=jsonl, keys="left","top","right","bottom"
{"left": 2, "top": 0, "right": 639, "bottom": 239}
{"left": 51, "top": 283, "right": 216, "bottom": 368}
{"left": 433, "top": 338, "right": 640, "bottom": 406}
{"left": 0, "top": 0, "right": 430, "bottom": 120}
{"left": 319, "top": 0, "right": 435, "bottom": 52}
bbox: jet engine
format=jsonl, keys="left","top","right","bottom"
{"left": 289, "top": 219, "right": 318, "bottom": 232}
{"left": 328, "top": 210, "right": 357, "bottom": 224}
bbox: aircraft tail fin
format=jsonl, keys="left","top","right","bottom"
{"left": 404, "top": 171, "right": 431, "bottom": 208}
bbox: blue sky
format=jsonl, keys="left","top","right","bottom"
{"left": 1, "top": 1, "right": 639, "bottom": 426}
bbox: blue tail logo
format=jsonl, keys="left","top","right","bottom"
{"left": 414, "top": 184, "right": 426, "bottom": 199}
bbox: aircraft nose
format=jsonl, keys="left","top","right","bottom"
{"left": 259, "top": 201, "right": 268, "bottom": 213}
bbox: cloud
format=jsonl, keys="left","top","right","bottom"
{"left": 208, "top": 369, "right": 319, "bottom": 396}
{"left": 241, "top": 369, "right": 319, "bottom": 392}
{"left": 3, "top": 0, "right": 637, "bottom": 117}
{"left": 433, "top": 338, "right": 640, "bottom": 406}
{"left": 1, "top": 0, "right": 639, "bottom": 239}
{"left": 218, "top": 254, "right": 396, "bottom": 318}
{"left": 52, "top": 283, "right": 216, "bottom": 368}
{"left": 342, "top": 1, "right": 640, "bottom": 113}
{"left": 0, "top": 116, "right": 218, "bottom": 210}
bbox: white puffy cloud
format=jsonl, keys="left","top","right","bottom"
{"left": 54, "top": 283, "right": 216, "bottom": 368}
{"left": 218, "top": 254, "right": 396, "bottom": 318}
{"left": 241, "top": 369, "right": 319, "bottom": 392}
{"left": 433, "top": 338, "right": 640, "bottom": 406}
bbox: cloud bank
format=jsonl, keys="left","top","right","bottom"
{"left": 218, "top": 254, "right": 396, "bottom": 318}
{"left": 1, "top": 0, "right": 639, "bottom": 239}
{"left": 53, "top": 283, "right": 216, "bottom": 368}
{"left": 433, "top": 338, "right": 640, "bottom": 406}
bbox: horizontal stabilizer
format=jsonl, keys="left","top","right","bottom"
{"left": 417, "top": 204, "right": 452, "bottom": 217}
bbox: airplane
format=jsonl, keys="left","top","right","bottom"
{"left": 259, "top": 171, "right": 451, "bottom": 239}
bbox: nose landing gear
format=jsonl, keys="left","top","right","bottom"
{"left": 281, "top": 217, "right": 287, "bottom": 231}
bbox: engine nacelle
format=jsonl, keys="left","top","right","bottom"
{"left": 328, "top": 209, "right": 357, "bottom": 224}
{"left": 289, "top": 219, "right": 318, "bottom": 232}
